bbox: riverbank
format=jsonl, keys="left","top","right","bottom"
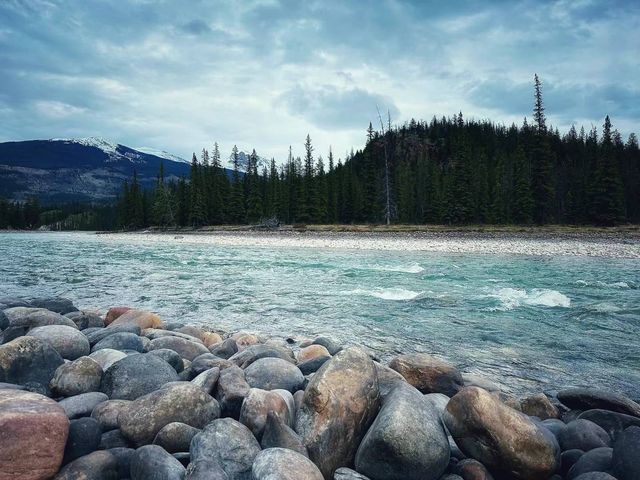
{"left": 1, "top": 296, "right": 639, "bottom": 479}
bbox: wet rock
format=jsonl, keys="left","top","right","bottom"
{"left": 30, "top": 297, "right": 78, "bottom": 315}
{"left": 85, "top": 324, "right": 141, "bottom": 346}
{"left": 542, "top": 418, "right": 568, "bottom": 438}
{"left": 63, "top": 417, "right": 102, "bottom": 464}
{"left": 92, "top": 332, "right": 145, "bottom": 353}
{"left": 91, "top": 399, "right": 131, "bottom": 431}
{"left": 99, "top": 429, "right": 130, "bottom": 449}
{"left": 0, "top": 389, "right": 69, "bottom": 479}
{"left": 452, "top": 459, "right": 496, "bottom": 480}
{"left": 612, "top": 425, "right": 640, "bottom": 480}
{"left": 144, "top": 328, "right": 204, "bottom": 343}
{"left": 148, "top": 348, "right": 185, "bottom": 373}
{"left": 190, "top": 418, "right": 260, "bottom": 480}
{"left": 1, "top": 325, "right": 29, "bottom": 344}
{"left": 298, "top": 356, "right": 331, "bottom": 375}
{"left": 105, "top": 306, "right": 133, "bottom": 325}
{"left": 261, "top": 411, "right": 308, "bottom": 456}
{"left": 192, "top": 367, "right": 220, "bottom": 394}
{"left": 567, "top": 447, "right": 613, "bottom": 479}
{"left": 355, "top": 382, "right": 450, "bottom": 480}
{"left": 296, "top": 347, "right": 380, "bottom": 479}
{"left": 461, "top": 373, "right": 503, "bottom": 393}
{"left": 27, "top": 324, "right": 90, "bottom": 360}
{"left": 89, "top": 348, "right": 128, "bottom": 371}
{"left": 209, "top": 338, "right": 238, "bottom": 359}
{"left": 561, "top": 449, "right": 585, "bottom": 477}
{"left": 444, "top": 386, "right": 560, "bottom": 480}
{"left": 389, "top": 353, "right": 463, "bottom": 396}
{"left": 252, "top": 448, "right": 324, "bottom": 480}
{"left": 228, "top": 344, "right": 295, "bottom": 369}
{"left": 54, "top": 450, "right": 118, "bottom": 479}
{"left": 108, "top": 309, "right": 164, "bottom": 330}
{"left": 558, "top": 420, "right": 611, "bottom": 452}
{"left": 184, "top": 459, "right": 230, "bottom": 479}
{"left": 239, "top": 388, "right": 290, "bottom": 439}
{"left": 70, "top": 312, "right": 105, "bottom": 330}
{"left": 233, "top": 332, "right": 260, "bottom": 351}
{"left": 245, "top": 357, "right": 304, "bottom": 392}
{"left": 0, "top": 296, "right": 31, "bottom": 308}
{"left": 51, "top": 356, "right": 103, "bottom": 397}
{"left": 6, "top": 307, "right": 78, "bottom": 329}
{"left": 153, "top": 422, "right": 201, "bottom": 453}
{"left": 0, "top": 309, "right": 9, "bottom": 330}
{"left": 374, "top": 362, "right": 406, "bottom": 399}
{"left": 119, "top": 382, "right": 220, "bottom": 446}
{"left": 579, "top": 409, "right": 640, "bottom": 441}
{"left": 423, "top": 392, "right": 450, "bottom": 418}
{"left": 558, "top": 388, "right": 640, "bottom": 418}
{"left": 215, "top": 364, "right": 251, "bottom": 418}
{"left": 108, "top": 447, "right": 135, "bottom": 479}
{"left": 521, "top": 393, "right": 560, "bottom": 420}
{"left": 130, "top": 445, "right": 186, "bottom": 480}
{"left": 273, "top": 388, "right": 296, "bottom": 426}
{"left": 298, "top": 344, "right": 331, "bottom": 363}
{"left": 191, "top": 353, "right": 233, "bottom": 376}
{"left": 59, "top": 392, "right": 109, "bottom": 419}
{"left": 100, "top": 353, "right": 179, "bottom": 400}
{"left": 0, "top": 335, "right": 64, "bottom": 394}
{"left": 175, "top": 325, "right": 207, "bottom": 340}
{"left": 312, "top": 336, "right": 341, "bottom": 355}
{"left": 202, "top": 331, "right": 224, "bottom": 347}
{"left": 148, "top": 336, "right": 210, "bottom": 361}
{"left": 334, "top": 468, "right": 371, "bottom": 480}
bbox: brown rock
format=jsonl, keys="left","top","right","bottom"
{"left": 298, "top": 344, "right": 331, "bottom": 363}
{"left": 389, "top": 353, "right": 463, "bottom": 396}
{"left": 0, "top": 389, "right": 69, "bottom": 480}
{"left": 233, "top": 332, "right": 261, "bottom": 350}
{"left": 202, "top": 331, "right": 224, "bottom": 347}
{"left": 107, "top": 309, "right": 163, "bottom": 330}
{"left": 295, "top": 347, "right": 380, "bottom": 478}
{"left": 520, "top": 393, "right": 560, "bottom": 420}
{"left": 147, "top": 336, "right": 209, "bottom": 361}
{"left": 104, "top": 306, "right": 132, "bottom": 325}
{"left": 239, "top": 388, "right": 291, "bottom": 439}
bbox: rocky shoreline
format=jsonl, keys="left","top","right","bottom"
{"left": 1, "top": 296, "right": 639, "bottom": 480}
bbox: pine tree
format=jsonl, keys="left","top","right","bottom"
{"left": 531, "top": 74, "right": 555, "bottom": 223}
{"left": 189, "top": 153, "right": 207, "bottom": 227}
{"left": 590, "top": 116, "right": 624, "bottom": 225}
{"left": 228, "top": 145, "right": 246, "bottom": 223}
{"left": 246, "top": 149, "right": 263, "bottom": 222}
{"left": 512, "top": 146, "right": 534, "bottom": 223}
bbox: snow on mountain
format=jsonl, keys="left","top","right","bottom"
{"left": 135, "top": 147, "right": 189, "bottom": 164}
{"left": 50, "top": 137, "right": 119, "bottom": 156}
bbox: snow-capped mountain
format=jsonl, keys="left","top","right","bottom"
{"left": 0, "top": 137, "right": 223, "bottom": 203}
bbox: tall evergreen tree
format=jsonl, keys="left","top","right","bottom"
{"left": 531, "top": 74, "right": 555, "bottom": 223}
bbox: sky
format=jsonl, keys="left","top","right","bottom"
{"left": 0, "top": 0, "right": 638, "bottom": 163}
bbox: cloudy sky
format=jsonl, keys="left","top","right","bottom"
{"left": 0, "top": 0, "right": 638, "bottom": 162}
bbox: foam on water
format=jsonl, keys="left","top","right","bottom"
{"left": 490, "top": 288, "right": 571, "bottom": 310}
{"left": 347, "top": 288, "right": 424, "bottom": 301}
{"left": 370, "top": 263, "right": 425, "bottom": 274}
{"left": 576, "top": 280, "right": 631, "bottom": 289}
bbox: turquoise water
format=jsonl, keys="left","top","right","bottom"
{"left": 1, "top": 232, "right": 639, "bottom": 397}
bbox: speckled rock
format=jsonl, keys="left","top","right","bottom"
{"left": 63, "top": 417, "right": 102, "bottom": 465}
{"left": 244, "top": 357, "right": 304, "bottom": 393}
{"left": 50, "top": 356, "right": 103, "bottom": 397}
{"left": 107, "top": 309, "right": 164, "bottom": 330}
{"left": 261, "top": 411, "right": 308, "bottom": 457}
{"left": 148, "top": 336, "right": 210, "bottom": 361}
{"left": 297, "top": 344, "right": 331, "bottom": 363}
{"left": 215, "top": 365, "right": 250, "bottom": 418}
{"left": 153, "top": 422, "right": 201, "bottom": 453}
{"left": 239, "top": 388, "right": 290, "bottom": 439}
{"left": 389, "top": 353, "right": 463, "bottom": 396}
{"left": 53, "top": 450, "right": 118, "bottom": 479}
{"left": 91, "top": 399, "right": 131, "bottom": 431}
{"left": 0, "top": 336, "right": 64, "bottom": 394}
{"left": 89, "top": 348, "right": 128, "bottom": 371}
{"left": 27, "top": 324, "right": 90, "bottom": 360}
{"left": 130, "top": 444, "right": 186, "bottom": 480}
{"left": 521, "top": 393, "right": 560, "bottom": 420}
{"left": 612, "top": 426, "right": 640, "bottom": 480}
{"left": 100, "top": 353, "right": 179, "bottom": 400}
{"left": 252, "top": 448, "right": 324, "bottom": 480}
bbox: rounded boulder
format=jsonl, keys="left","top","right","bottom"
{"left": 244, "top": 357, "right": 304, "bottom": 393}
{"left": 27, "top": 324, "right": 90, "bottom": 360}
{"left": 100, "top": 353, "right": 179, "bottom": 400}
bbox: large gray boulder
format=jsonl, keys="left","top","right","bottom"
{"left": 389, "top": 353, "right": 463, "bottom": 396}
{"left": 444, "top": 386, "right": 560, "bottom": 480}
{"left": 228, "top": 344, "right": 295, "bottom": 369}
{"left": 30, "top": 297, "right": 78, "bottom": 315}
{"left": 153, "top": 422, "right": 201, "bottom": 453}
{"left": 261, "top": 411, "right": 308, "bottom": 457}
{"left": 612, "top": 426, "right": 640, "bottom": 480}
{"left": 355, "top": 382, "right": 450, "bottom": 480}
{"left": 50, "top": 356, "right": 103, "bottom": 397}
{"left": 579, "top": 410, "right": 640, "bottom": 441}
{"left": 252, "top": 448, "right": 323, "bottom": 480}
{"left": 85, "top": 324, "right": 141, "bottom": 346}
{"left": 27, "top": 324, "right": 90, "bottom": 360}
{"left": 295, "top": 347, "right": 380, "bottom": 479}
{"left": 558, "top": 420, "right": 611, "bottom": 452}
{"left": 59, "top": 392, "right": 109, "bottom": 419}
{"left": 215, "top": 365, "right": 250, "bottom": 418}
{"left": 239, "top": 388, "right": 290, "bottom": 439}
{"left": 92, "top": 332, "right": 145, "bottom": 353}
{"left": 558, "top": 388, "right": 640, "bottom": 418}
{"left": 89, "top": 349, "right": 128, "bottom": 371}
{"left": 5, "top": 307, "right": 78, "bottom": 329}
{"left": 53, "top": 450, "right": 118, "bottom": 479}
{"left": 100, "top": 353, "right": 179, "bottom": 400}
{"left": 119, "top": 382, "right": 220, "bottom": 446}
{"left": 148, "top": 336, "right": 209, "bottom": 361}
{"left": 244, "top": 357, "right": 304, "bottom": 393}
{"left": 130, "top": 445, "right": 186, "bottom": 480}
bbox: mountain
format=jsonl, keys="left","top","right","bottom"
{"left": 0, "top": 137, "right": 220, "bottom": 203}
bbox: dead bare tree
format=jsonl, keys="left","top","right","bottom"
{"left": 377, "top": 105, "right": 395, "bottom": 225}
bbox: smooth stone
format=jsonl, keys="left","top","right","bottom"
{"left": 558, "top": 420, "right": 611, "bottom": 452}
{"left": 130, "top": 445, "right": 186, "bottom": 480}
{"left": 273, "top": 389, "right": 296, "bottom": 426}
{"left": 148, "top": 348, "right": 185, "bottom": 373}
{"left": 444, "top": 386, "right": 560, "bottom": 480}
{"left": 51, "top": 356, "right": 103, "bottom": 397}
{"left": 105, "top": 306, "right": 133, "bottom": 325}
{"left": 92, "top": 332, "right": 145, "bottom": 353}
{"left": 100, "top": 429, "right": 131, "bottom": 449}
{"left": 54, "top": 450, "right": 118, "bottom": 479}
{"left": 27, "top": 324, "right": 90, "bottom": 360}
{"left": 108, "top": 447, "right": 135, "bottom": 479}
{"left": 148, "top": 336, "right": 210, "bottom": 361}
{"left": 558, "top": 388, "right": 640, "bottom": 418}
{"left": 1, "top": 325, "right": 29, "bottom": 344}
{"left": 85, "top": 324, "right": 141, "bottom": 346}
{"left": 311, "top": 336, "right": 342, "bottom": 355}
{"left": 71, "top": 312, "right": 105, "bottom": 330}
{"left": 567, "top": 447, "right": 613, "bottom": 479}
{"left": 244, "top": 357, "right": 304, "bottom": 392}
{"left": 89, "top": 348, "right": 128, "bottom": 371}
{"left": 185, "top": 460, "right": 230, "bottom": 479}
{"left": 191, "top": 353, "right": 234, "bottom": 376}
{"left": 0, "top": 335, "right": 64, "bottom": 394}
{"left": 119, "top": 383, "right": 220, "bottom": 446}
{"left": 0, "top": 381, "right": 25, "bottom": 390}
{"left": 107, "top": 309, "right": 164, "bottom": 330}
{"left": 296, "top": 347, "right": 380, "bottom": 479}
{"left": 297, "top": 344, "right": 331, "bottom": 363}
{"left": 374, "top": 362, "right": 407, "bottom": 398}
{"left": 355, "top": 382, "right": 450, "bottom": 480}
{"left": 0, "top": 389, "right": 69, "bottom": 479}
{"left": 228, "top": 344, "right": 295, "bottom": 369}
{"left": 389, "top": 353, "right": 463, "bottom": 396}
{"left": 261, "top": 411, "right": 308, "bottom": 457}
{"left": 209, "top": 338, "right": 238, "bottom": 359}
{"left": 30, "top": 297, "right": 78, "bottom": 315}
{"left": 561, "top": 449, "right": 585, "bottom": 477}
{"left": 542, "top": 418, "right": 569, "bottom": 438}
{"left": 59, "top": 392, "right": 109, "bottom": 419}
{"left": 175, "top": 325, "right": 208, "bottom": 341}
{"left": 190, "top": 418, "right": 260, "bottom": 480}
{"left": 144, "top": 328, "right": 204, "bottom": 343}
{"left": 452, "top": 459, "right": 496, "bottom": 480}
{"left": 462, "top": 373, "right": 503, "bottom": 393}
{"left": 192, "top": 367, "right": 220, "bottom": 394}
{"left": 521, "top": 393, "right": 560, "bottom": 420}
{"left": 612, "top": 426, "right": 640, "bottom": 480}
{"left": 572, "top": 474, "right": 618, "bottom": 480}
{"left": 233, "top": 332, "right": 260, "bottom": 351}
{"left": 298, "top": 356, "right": 331, "bottom": 375}
{"left": 63, "top": 417, "right": 102, "bottom": 464}
{"left": 201, "top": 331, "right": 224, "bottom": 347}
{"left": 0, "top": 309, "right": 8, "bottom": 329}
{"left": 91, "top": 399, "right": 131, "bottom": 431}
{"left": 423, "top": 392, "right": 450, "bottom": 418}
{"left": 333, "top": 468, "right": 371, "bottom": 480}
{"left": 153, "top": 422, "right": 201, "bottom": 453}
{"left": 0, "top": 296, "right": 32, "bottom": 308}
{"left": 100, "top": 353, "right": 179, "bottom": 400}
{"left": 215, "top": 364, "right": 250, "bottom": 418}
{"left": 5, "top": 307, "right": 78, "bottom": 329}
{"left": 252, "top": 447, "right": 323, "bottom": 480}
{"left": 239, "top": 388, "right": 290, "bottom": 439}
{"left": 579, "top": 409, "right": 640, "bottom": 441}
